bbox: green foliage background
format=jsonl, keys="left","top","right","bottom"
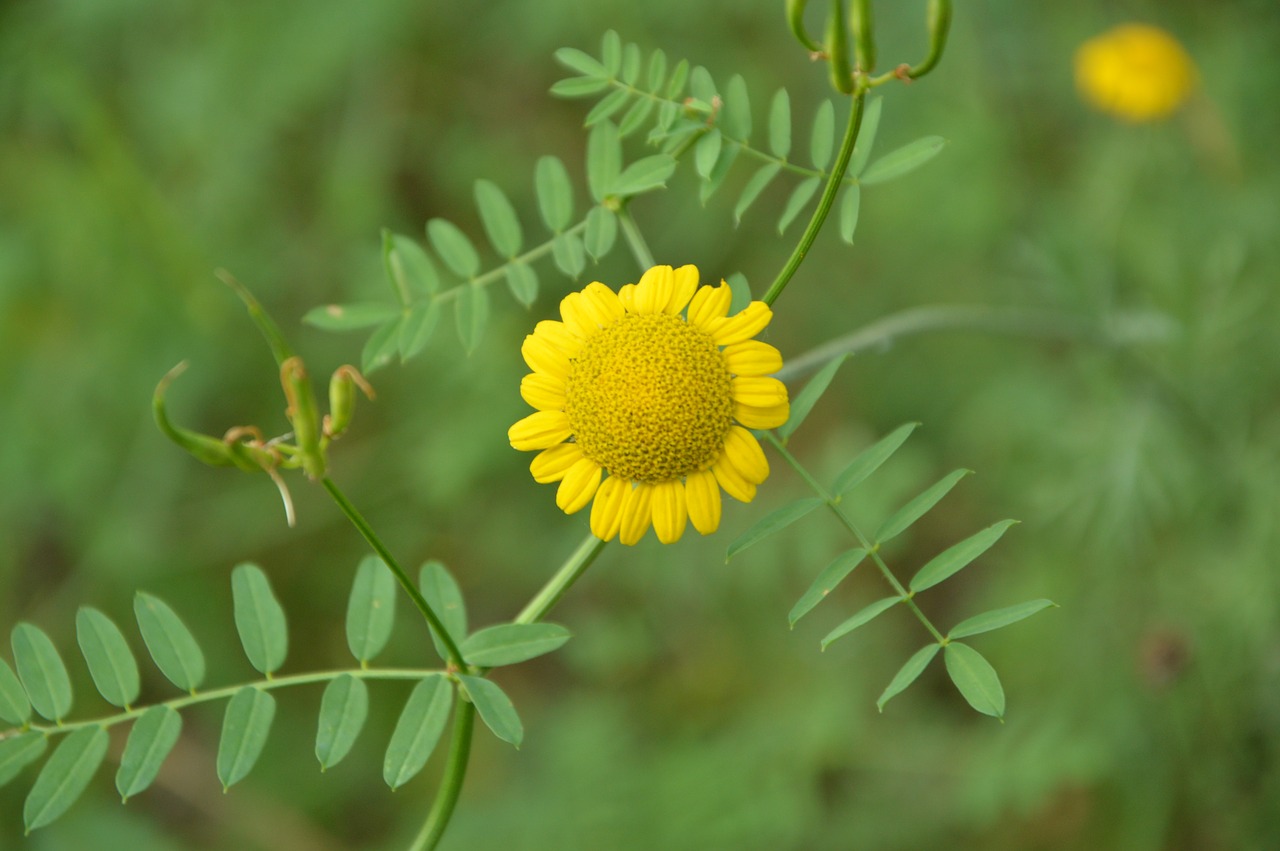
{"left": 2, "top": 0, "right": 1279, "bottom": 848}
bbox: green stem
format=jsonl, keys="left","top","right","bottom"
{"left": 515, "top": 534, "right": 608, "bottom": 625}
{"left": 411, "top": 701, "right": 476, "bottom": 851}
{"left": 8, "top": 667, "right": 444, "bottom": 739}
{"left": 432, "top": 219, "right": 589, "bottom": 304}
{"left": 774, "top": 304, "right": 1171, "bottom": 382}
{"left": 409, "top": 533, "right": 608, "bottom": 850}
{"left": 321, "top": 477, "right": 467, "bottom": 669}
{"left": 616, "top": 206, "right": 657, "bottom": 270}
{"left": 764, "top": 433, "right": 946, "bottom": 644}
{"left": 762, "top": 84, "right": 868, "bottom": 307}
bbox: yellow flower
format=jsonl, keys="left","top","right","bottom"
{"left": 508, "top": 265, "right": 789, "bottom": 545}
{"left": 1074, "top": 24, "right": 1196, "bottom": 123}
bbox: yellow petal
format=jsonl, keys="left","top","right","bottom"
{"left": 651, "top": 479, "right": 687, "bottom": 544}
{"left": 509, "top": 411, "right": 573, "bottom": 451}
{"left": 559, "top": 292, "right": 594, "bottom": 339}
{"left": 520, "top": 373, "right": 566, "bottom": 412}
{"left": 618, "top": 283, "right": 639, "bottom": 314}
{"left": 734, "top": 400, "right": 791, "bottom": 430}
{"left": 723, "top": 340, "right": 782, "bottom": 376}
{"left": 556, "top": 458, "right": 603, "bottom": 514}
{"left": 530, "top": 443, "right": 583, "bottom": 483}
{"left": 534, "top": 320, "right": 582, "bottom": 355}
{"left": 688, "top": 282, "right": 732, "bottom": 329}
{"left": 590, "top": 475, "right": 628, "bottom": 541}
{"left": 619, "top": 482, "right": 654, "bottom": 545}
{"left": 665, "top": 265, "right": 699, "bottom": 314}
{"left": 712, "top": 301, "right": 773, "bottom": 346}
{"left": 732, "top": 376, "right": 788, "bottom": 408}
{"left": 685, "top": 470, "right": 722, "bottom": 535}
{"left": 581, "top": 282, "right": 624, "bottom": 326}
{"left": 634, "top": 265, "right": 673, "bottom": 314}
{"left": 712, "top": 458, "right": 757, "bottom": 503}
{"left": 722, "top": 426, "right": 770, "bottom": 484}
{"left": 521, "top": 334, "right": 570, "bottom": 381}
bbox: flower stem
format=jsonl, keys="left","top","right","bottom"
{"left": 616, "top": 206, "right": 656, "bottom": 270}
{"left": 320, "top": 477, "right": 467, "bottom": 669}
{"left": 411, "top": 533, "right": 607, "bottom": 850}
{"left": 763, "top": 433, "right": 946, "bottom": 644}
{"left": 762, "top": 83, "right": 868, "bottom": 307}
{"left": 515, "top": 534, "right": 608, "bottom": 625}
{"left": 411, "top": 701, "right": 476, "bottom": 851}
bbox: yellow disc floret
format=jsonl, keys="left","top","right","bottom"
{"left": 565, "top": 313, "right": 733, "bottom": 482}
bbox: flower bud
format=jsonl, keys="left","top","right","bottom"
{"left": 325, "top": 365, "right": 376, "bottom": 441}
{"left": 280, "top": 356, "right": 325, "bottom": 479}
{"left": 153, "top": 363, "right": 241, "bottom": 469}
{"left": 786, "top": 0, "right": 821, "bottom": 52}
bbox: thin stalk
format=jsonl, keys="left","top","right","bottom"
{"left": 515, "top": 534, "right": 608, "bottom": 625}
{"left": 321, "top": 477, "right": 466, "bottom": 668}
{"left": 9, "top": 668, "right": 445, "bottom": 739}
{"left": 773, "top": 304, "right": 1170, "bottom": 382}
{"left": 616, "top": 206, "right": 656, "bottom": 270}
{"left": 411, "top": 701, "right": 476, "bottom": 851}
{"left": 764, "top": 433, "right": 946, "bottom": 644}
{"left": 763, "top": 84, "right": 868, "bottom": 306}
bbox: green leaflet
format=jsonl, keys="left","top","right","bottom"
{"left": 877, "top": 644, "right": 941, "bottom": 712}
{"left": 909, "top": 520, "right": 1019, "bottom": 593}
{"left": 24, "top": 726, "right": 108, "bottom": 832}
{"left": 820, "top": 597, "right": 900, "bottom": 650}
{"left": 948, "top": 599, "right": 1057, "bottom": 640}
{"left": 217, "top": 687, "right": 277, "bottom": 790}
{"left": 383, "top": 675, "right": 453, "bottom": 789}
{"left": 586, "top": 121, "right": 622, "bottom": 204}
{"left": 0, "top": 733, "right": 46, "bottom": 788}
{"left": 116, "top": 705, "right": 182, "bottom": 801}
{"left": 768, "top": 88, "right": 791, "bottom": 159}
{"left": 419, "top": 561, "right": 468, "bottom": 664}
{"left": 534, "top": 156, "right": 574, "bottom": 232}
{"left": 860, "top": 136, "right": 948, "bottom": 185}
{"left": 474, "top": 179, "right": 523, "bottom": 258}
{"left": 944, "top": 642, "right": 1005, "bottom": 718}
{"left": 789, "top": 548, "right": 867, "bottom": 627}
{"left": 874, "top": 469, "right": 972, "bottom": 544}
{"left": 11, "top": 623, "right": 72, "bottom": 722}
{"left": 778, "top": 354, "right": 846, "bottom": 440}
{"left": 302, "top": 302, "right": 400, "bottom": 332}
{"left": 458, "top": 675, "right": 523, "bottom": 748}
{"left": 76, "top": 607, "right": 141, "bottom": 709}
{"left": 427, "top": 219, "right": 480, "bottom": 280}
{"left": 0, "top": 656, "right": 32, "bottom": 725}
{"left": 346, "top": 556, "right": 397, "bottom": 665}
{"left": 810, "top": 100, "right": 835, "bottom": 169}
{"left": 832, "top": 422, "right": 919, "bottom": 495}
{"left": 134, "top": 593, "right": 206, "bottom": 693}
{"left": 230, "top": 563, "right": 289, "bottom": 676}
{"left": 316, "top": 674, "right": 369, "bottom": 771}
{"left": 778, "top": 177, "right": 820, "bottom": 234}
{"left": 454, "top": 284, "right": 490, "bottom": 354}
{"left": 461, "top": 623, "right": 571, "bottom": 667}
{"left": 727, "top": 498, "right": 825, "bottom": 560}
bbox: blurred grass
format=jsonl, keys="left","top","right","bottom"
{"left": 2, "top": 0, "right": 1280, "bottom": 848}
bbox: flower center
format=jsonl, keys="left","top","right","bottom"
{"left": 565, "top": 313, "right": 733, "bottom": 482}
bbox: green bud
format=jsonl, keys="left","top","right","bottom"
{"left": 281, "top": 356, "right": 325, "bottom": 479}
{"left": 325, "top": 365, "right": 376, "bottom": 441}
{"left": 851, "top": 0, "right": 875, "bottom": 73}
{"left": 786, "top": 0, "right": 822, "bottom": 53}
{"left": 153, "top": 363, "right": 244, "bottom": 469}
{"left": 826, "top": 0, "right": 854, "bottom": 94}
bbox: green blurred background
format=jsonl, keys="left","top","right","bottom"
{"left": 2, "top": 0, "right": 1279, "bottom": 848}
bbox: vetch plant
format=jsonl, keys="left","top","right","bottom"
{"left": 1, "top": 2, "right": 1072, "bottom": 847}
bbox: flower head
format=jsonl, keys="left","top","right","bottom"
{"left": 1074, "top": 24, "right": 1196, "bottom": 123}
{"left": 509, "top": 265, "right": 789, "bottom": 545}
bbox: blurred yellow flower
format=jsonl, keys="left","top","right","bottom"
{"left": 1075, "top": 24, "right": 1196, "bottom": 122}
{"left": 509, "top": 265, "right": 789, "bottom": 545}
